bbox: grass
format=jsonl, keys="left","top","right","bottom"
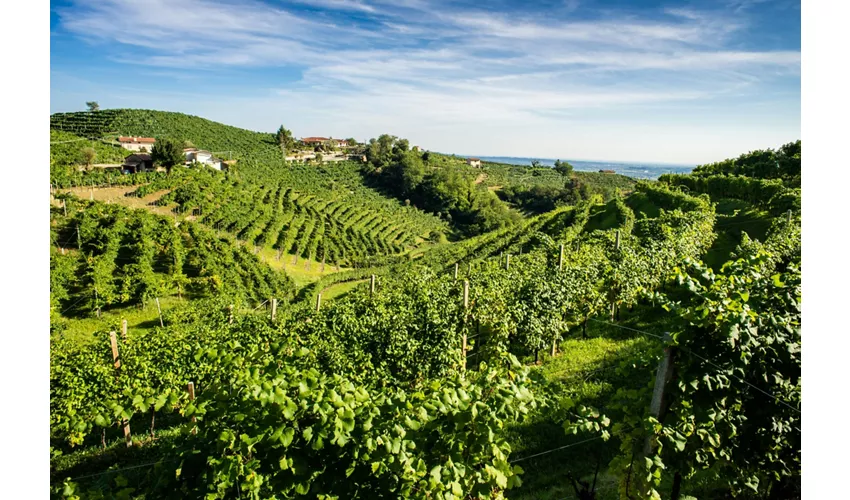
{"left": 506, "top": 305, "right": 679, "bottom": 500}
{"left": 704, "top": 198, "right": 773, "bottom": 270}
{"left": 255, "top": 246, "right": 348, "bottom": 288}
{"left": 56, "top": 295, "right": 187, "bottom": 345}
{"left": 321, "top": 279, "right": 368, "bottom": 301}
{"left": 583, "top": 202, "right": 619, "bottom": 233}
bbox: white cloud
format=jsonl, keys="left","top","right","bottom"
{"left": 52, "top": 0, "right": 800, "bottom": 163}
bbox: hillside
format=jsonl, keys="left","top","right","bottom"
{"left": 51, "top": 110, "right": 451, "bottom": 262}
{"left": 49, "top": 114, "right": 800, "bottom": 500}
{"left": 51, "top": 109, "right": 277, "bottom": 158}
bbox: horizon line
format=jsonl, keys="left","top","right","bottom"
{"left": 440, "top": 152, "right": 696, "bottom": 168}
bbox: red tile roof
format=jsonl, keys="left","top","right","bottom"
{"left": 301, "top": 137, "right": 348, "bottom": 144}
{"left": 119, "top": 136, "right": 156, "bottom": 144}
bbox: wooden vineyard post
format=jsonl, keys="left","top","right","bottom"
{"left": 109, "top": 331, "right": 133, "bottom": 447}
{"left": 454, "top": 263, "right": 459, "bottom": 281}
{"left": 187, "top": 382, "right": 197, "bottom": 434}
{"left": 559, "top": 243, "right": 565, "bottom": 271}
{"left": 321, "top": 252, "right": 326, "bottom": 273}
{"left": 505, "top": 254, "right": 511, "bottom": 270}
{"left": 551, "top": 335, "right": 557, "bottom": 358}
{"left": 122, "top": 319, "right": 128, "bottom": 340}
{"left": 787, "top": 209, "right": 793, "bottom": 226}
{"left": 271, "top": 298, "right": 277, "bottom": 322}
{"left": 316, "top": 292, "right": 322, "bottom": 312}
{"left": 277, "top": 248, "right": 282, "bottom": 261}
{"left": 155, "top": 297, "right": 164, "bottom": 327}
{"left": 644, "top": 332, "right": 675, "bottom": 456}
{"left": 63, "top": 199, "right": 67, "bottom": 217}
{"left": 611, "top": 230, "right": 620, "bottom": 322}
{"left": 77, "top": 225, "right": 82, "bottom": 249}
{"left": 228, "top": 304, "right": 234, "bottom": 324}
{"left": 370, "top": 274, "right": 376, "bottom": 296}
{"left": 462, "top": 280, "right": 470, "bottom": 371}
{"left": 110, "top": 331, "right": 121, "bottom": 369}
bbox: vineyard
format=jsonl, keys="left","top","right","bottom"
{"left": 49, "top": 112, "right": 800, "bottom": 500}
{"left": 50, "top": 197, "right": 295, "bottom": 341}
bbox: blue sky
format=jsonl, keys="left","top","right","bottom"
{"left": 50, "top": 0, "right": 800, "bottom": 164}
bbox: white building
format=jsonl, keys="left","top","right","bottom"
{"left": 466, "top": 158, "right": 482, "bottom": 168}
{"left": 184, "top": 148, "right": 224, "bottom": 170}
{"left": 118, "top": 136, "right": 156, "bottom": 152}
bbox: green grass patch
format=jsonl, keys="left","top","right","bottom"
{"left": 322, "top": 279, "right": 368, "bottom": 301}
{"left": 704, "top": 198, "right": 773, "bottom": 270}
{"left": 583, "top": 201, "right": 619, "bottom": 233}
{"left": 256, "top": 246, "right": 347, "bottom": 288}
{"left": 507, "top": 305, "right": 679, "bottom": 500}
{"left": 56, "top": 296, "right": 187, "bottom": 345}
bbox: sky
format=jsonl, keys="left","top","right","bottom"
{"left": 49, "top": 0, "right": 800, "bottom": 165}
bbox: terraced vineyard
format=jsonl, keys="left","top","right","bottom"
{"left": 49, "top": 112, "right": 801, "bottom": 500}
{"left": 123, "top": 165, "right": 448, "bottom": 268}
{"left": 52, "top": 110, "right": 449, "bottom": 269}
{"left": 50, "top": 196, "right": 295, "bottom": 325}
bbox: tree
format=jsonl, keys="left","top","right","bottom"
{"left": 554, "top": 159, "right": 574, "bottom": 177}
{"left": 345, "top": 138, "right": 358, "bottom": 147}
{"left": 86, "top": 101, "right": 99, "bottom": 112}
{"left": 315, "top": 153, "right": 323, "bottom": 163}
{"left": 531, "top": 160, "right": 541, "bottom": 168}
{"left": 81, "top": 147, "right": 96, "bottom": 170}
{"left": 151, "top": 138, "right": 185, "bottom": 174}
{"left": 275, "top": 126, "right": 295, "bottom": 157}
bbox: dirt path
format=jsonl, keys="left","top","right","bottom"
{"left": 57, "top": 185, "right": 178, "bottom": 218}
{"left": 473, "top": 173, "right": 488, "bottom": 185}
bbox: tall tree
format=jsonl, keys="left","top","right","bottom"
{"left": 276, "top": 126, "right": 294, "bottom": 158}
{"left": 151, "top": 138, "right": 185, "bottom": 174}
{"left": 81, "top": 147, "right": 96, "bottom": 170}
{"left": 86, "top": 101, "right": 99, "bottom": 112}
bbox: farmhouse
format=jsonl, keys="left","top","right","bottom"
{"left": 466, "top": 158, "right": 482, "bottom": 168}
{"left": 122, "top": 153, "right": 153, "bottom": 173}
{"left": 301, "top": 137, "right": 349, "bottom": 148}
{"left": 118, "top": 136, "right": 156, "bottom": 152}
{"left": 184, "top": 148, "right": 225, "bottom": 170}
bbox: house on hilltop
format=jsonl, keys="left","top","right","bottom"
{"left": 184, "top": 148, "right": 225, "bottom": 170}
{"left": 301, "top": 137, "right": 349, "bottom": 148}
{"left": 466, "top": 158, "right": 482, "bottom": 168}
{"left": 118, "top": 136, "right": 156, "bottom": 152}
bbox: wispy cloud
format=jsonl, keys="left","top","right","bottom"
{"left": 52, "top": 0, "right": 800, "bottom": 163}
